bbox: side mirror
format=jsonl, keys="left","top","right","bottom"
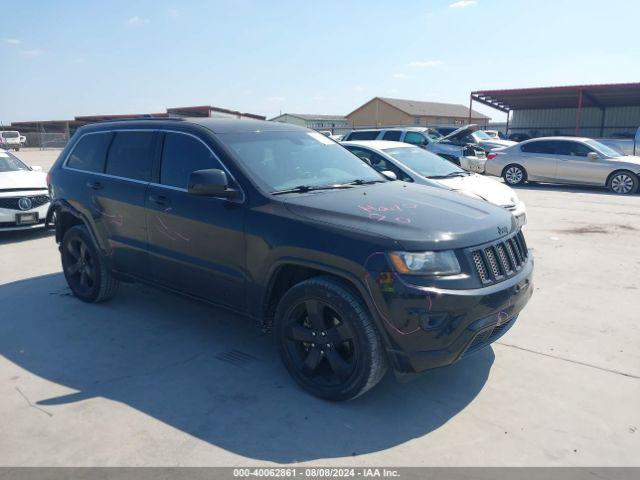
{"left": 31, "top": 165, "right": 43, "bottom": 171}
{"left": 381, "top": 170, "right": 398, "bottom": 180}
{"left": 587, "top": 152, "right": 600, "bottom": 161}
{"left": 188, "top": 169, "right": 238, "bottom": 198}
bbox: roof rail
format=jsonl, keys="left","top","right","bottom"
{"left": 90, "top": 115, "right": 185, "bottom": 124}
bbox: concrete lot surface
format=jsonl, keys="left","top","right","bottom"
{"left": 1, "top": 150, "right": 639, "bottom": 466}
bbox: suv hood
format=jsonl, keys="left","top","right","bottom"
{"left": 436, "top": 174, "right": 519, "bottom": 208}
{"left": 436, "top": 124, "right": 479, "bottom": 143}
{"left": 0, "top": 170, "right": 47, "bottom": 191}
{"left": 282, "top": 181, "right": 515, "bottom": 251}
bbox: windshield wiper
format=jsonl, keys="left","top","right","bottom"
{"left": 339, "top": 179, "right": 386, "bottom": 186}
{"left": 271, "top": 184, "right": 355, "bottom": 195}
{"left": 429, "top": 172, "right": 469, "bottom": 179}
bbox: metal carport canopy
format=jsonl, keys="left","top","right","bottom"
{"left": 470, "top": 82, "right": 640, "bottom": 112}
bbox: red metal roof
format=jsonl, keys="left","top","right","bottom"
{"left": 471, "top": 82, "right": 640, "bottom": 112}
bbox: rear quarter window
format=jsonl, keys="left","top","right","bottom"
{"left": 66, "top": 132, "right": 113, "bottom": 173}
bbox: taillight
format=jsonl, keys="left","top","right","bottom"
{"left": 487, "top": 153, "right": 497, "bottom": 160}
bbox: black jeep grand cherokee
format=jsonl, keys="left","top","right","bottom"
{"left": 48, "top": 118, "right": 533, "bottom": 400}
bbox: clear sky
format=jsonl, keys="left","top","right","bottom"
{"left": 1, "top": 0, "right": 639, "bottom": 125}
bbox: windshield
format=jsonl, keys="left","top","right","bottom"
{"left": 425, "top": 129, "right": 443, "bottom": 141}
{"left": 382, "top": 146, "right": 466, "bottom": 178}
{"left": 472, "top": 130, "right": 493, "bottom": 140}
{"left": 2, "top": 131, "right": 20, "bottom": 139}
{"left": 219, "top": 130, "right": 385, "bottom": 193}
{"left": 0, "top": 151, "right": 29, "bottom": 172}
{"left": 584, "top": 139, "right": 623, "bottom": 157}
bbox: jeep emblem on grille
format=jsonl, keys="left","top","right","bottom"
{"left": 497, "top": 226, "right": 509, "bottom": 236}
{"left": 18, "top": 197, "right": 33, "bottom": 211}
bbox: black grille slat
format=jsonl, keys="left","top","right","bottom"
{"left": 504, "top": 240, "right": 519, "bottom": 269}
{"left": 516, "top": 231, "right": 528, "bottom": 257}
{"left": 496, "top": 244, "right": 513, "bottom": 274}
{"left": 484, "top": 247, "right": 502, "bottom": 279}
{"left": 510, "top": 238, "right": 524, "bottom": 265}
{"left": 0, "top": 195, "right": 50, "bottom": 210}
{"left": 472, "top": 251, "right": 489, "bottom": 284}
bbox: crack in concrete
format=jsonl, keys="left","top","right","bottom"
{"left": 496, "top": 342, "right": 640, "bottom": 380}
{"left": 15, "top": 387, "right": 53, "bottom": 417}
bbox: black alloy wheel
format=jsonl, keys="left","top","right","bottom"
{"left": 61, "top": 225, "right": 119, "bottom": 303}
{"left": 276, "top": 276, "right": 387, "bottom": 401}
{"left": 282, "top": 298, "right": 358, "bottom": 387}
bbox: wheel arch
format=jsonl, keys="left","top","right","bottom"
{"left": 606, "top": 169, "right": 639, "bottom": 188}
{"left": 52, "top": 200, "right": 104, "bottom": 253}
{"left": 260, "top": 260, "right": 385, "bottom": 342}
{"left": 502, "top": 163, "right": 527, "bottom": 178}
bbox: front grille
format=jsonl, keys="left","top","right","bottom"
{"left": 470, "top": 231, "right": 528, "bottom": 285}
{"left": 0, "top": 195, "right": 50, "bottom": 210}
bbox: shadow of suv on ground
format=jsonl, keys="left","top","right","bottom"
{"left": 0, "top": 273, "right": 494, "bottom": 462}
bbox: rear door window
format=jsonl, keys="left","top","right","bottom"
{"left": 160, "top": 132, "right": 224, "bottom": 189}
{"left": 66, "top": 132, "right": 113, "bottom": 173}
{"left": 521, "top": 140, "right": 557, "bottom": 154}
{"left": 105, "top": 131, "right": 154, "bottom": 181}
{"left": 382, "top": 130, "right": 402, "bottom": 141}
{"left": 347, "top": 131, "right": 381, "bottom": 140}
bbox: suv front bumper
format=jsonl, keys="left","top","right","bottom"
{"left": 365, "top": 256, "right": 533, "bottom": 374}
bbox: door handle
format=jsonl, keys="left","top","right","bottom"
{"left": 86, "top": 181, "right": 103, "bottom": 190}
{"left": 149, "top": 194, "right": 170, "bottom": 206}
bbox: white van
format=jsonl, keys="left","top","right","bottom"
{"left": 0, "top": 131, "right": 23, "bottom": 151}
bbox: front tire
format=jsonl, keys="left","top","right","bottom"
{"left": 275, "top": 276, "right": 387, "bottom": 401}
{"left": 61, "top": 225, "right": 119, "bottom": 303}
{"left": 608, "top": 171, "right": 638, "bottom": 195}
{"left": 503, "top": 164, "right": 527, "bottom": 186}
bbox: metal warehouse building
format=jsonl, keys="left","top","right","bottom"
{"left": 269, "top": 113, "right": 349, "bottom": 130}
{"left": 470, "top": 82, "right": 640, "bottom": 139}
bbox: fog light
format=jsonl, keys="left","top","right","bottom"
{"left": 419, "top": 313, "right": 448, "bottom": 331}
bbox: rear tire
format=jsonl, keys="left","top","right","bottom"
{"left": 275, "top": 276, "right": 387, "bottom": 401}
{"left": 607, "top": 171, "right": 638, "bottom": 195}
{"left": 61, "top": 225, "right": 119, "bottom": 303}
{"left": 503, "top": 164, "right": 527, "bottom": 186}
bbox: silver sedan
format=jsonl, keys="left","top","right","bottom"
{"left": 485, "top": 137, "right": 640, "bottom": 194}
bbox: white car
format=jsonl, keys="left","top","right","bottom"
{"left": 0, "top": 130, "right": 23, "bottom": 151}
{"left": 484, "top": 130, "right": 505, "bottom": 140}
{"left": 342, "top": 140, "right": 527, "bottom": 227}
{"left": 0, "top": 150, "right": 51, "bottom": 231}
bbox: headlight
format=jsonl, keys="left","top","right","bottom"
{"left": 389, "top": 251, "right": 461, "bottom": 276}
